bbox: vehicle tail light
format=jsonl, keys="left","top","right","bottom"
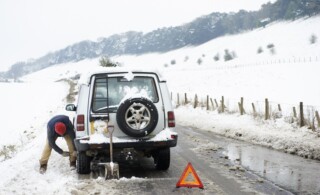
{"left": 76, "top": 115, "right": 85, "bottom": 131}
{"left": 168, "top": 111, "right": 175, "bottom": 127}
{"left": 171, "top": 134, "right": 177, "bottom": 139}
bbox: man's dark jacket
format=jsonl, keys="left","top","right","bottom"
{"left": 47, "top": 115, "right": 76, "bottom": 154}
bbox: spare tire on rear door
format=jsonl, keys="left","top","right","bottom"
{"left": 116, "top": 98, "right": 158, "bottom": 137}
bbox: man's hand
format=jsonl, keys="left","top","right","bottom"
{"left": 62, "top": 151, "right": 70, "bottom": 157}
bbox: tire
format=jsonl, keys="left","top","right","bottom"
{"left": 77, "top": 152, "right": 91, "bottom": 174}
{"left": 154, "top": 148, "right": 170, "bottom": 170}
{"left": 116, "top": 98, "right": 158, "bottom": 137}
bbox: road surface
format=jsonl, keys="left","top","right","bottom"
{"left": 71, "top": 125, "right": 320, "bottom": 194}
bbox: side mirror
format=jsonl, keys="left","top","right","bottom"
{"left": 65, "top": 104, "right": 77, "bottom": 111}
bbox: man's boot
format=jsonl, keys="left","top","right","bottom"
{"left": 70, "top": 161, "right": 76, "bottom": 170}
{"left": 40, "top": 164, "right": 47, "bottom": 174}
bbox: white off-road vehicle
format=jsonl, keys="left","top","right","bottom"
{"left": 66, "top": 69, "right": 178, "bottom": 175}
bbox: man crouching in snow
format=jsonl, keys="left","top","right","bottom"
{"left": 39, "top": 115, "right": 77, "bottom": 174}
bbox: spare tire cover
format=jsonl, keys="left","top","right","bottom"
{"left": 116, "top": 98, "right": 158, "bottom": 137}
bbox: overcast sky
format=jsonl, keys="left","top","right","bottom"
{"left": 0, "top": 0, "right": 274, "bottom": 71}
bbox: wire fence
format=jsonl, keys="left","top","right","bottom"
{"left": 200, "top": 55, "right": 320, "bottom": 71}
{"left": 172, "top": 92, "right": 320, "bottom": 132}
{"left": 170, "top": 55, "right": 320, "bottom": 130}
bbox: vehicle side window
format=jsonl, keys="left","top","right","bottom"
{"left": 92, "top": 78, "right": 108, "bottom": 112}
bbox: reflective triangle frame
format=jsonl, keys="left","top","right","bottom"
{"left": 176, "top": 162, "right": 204, "bottom": 189}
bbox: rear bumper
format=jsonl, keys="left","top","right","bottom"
{"left": 74, "top": 136, "right": 178, "bottom": 152}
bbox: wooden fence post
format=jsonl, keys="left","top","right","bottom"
{"left": 171, "top": 92, "right": 172, "bottom": 100}
{"left": 311, "top": 118, "right": 316, "bottom": 131}
{"left": 265, "top": 98, "right": 269, "bottom": 120}
{"left": 214, "top": 99, "right": 218, "bottom": 108}
{"left": 300, "top": 102, "right": 305, "bottom": 127}
{"left": 221, "top": 96, "right": 225, "bottom": 113}
{"left": 315, "top": 111, "right": 320, "bottom": 128}
{"left": 238, "top": 102, "right": 242, "bottom": 114}
{"left": 210, "top": 98, "right": 214, "bottom": 110}
{"left": 238, "top": 97, "right": 245, "bottom": 115}
{"left": 194, "top": 94, "right": 198, "bottom": 108}
{"left": 184, "top": 93, "right": 188, "bottom": 105}
{"left": 206, "top": 95, "right": 209, "bottom": 110}
{"left": 252, "top": 103, "right": 256, "bottom": 117}
{"left": 177, "top": 93, "right": 180, "bottom": 106}
{"left": 293, "top": 107, "right": 297, "bottom": 118}
{"left": 242, "top": 97, "right": 245, "bottom": 114}
{"left": 278, "top": 104, "right": 282, "bottom": 112}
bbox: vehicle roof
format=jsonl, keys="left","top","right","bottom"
{"left": 78, "top": 67, "right": 166, "bottom": 85}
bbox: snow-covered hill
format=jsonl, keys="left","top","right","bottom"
{"left": 1, "top": 15, "right": 320, "bottom": 194}
{"left": 23, "top": 16, "right": 320, "bottom": 106}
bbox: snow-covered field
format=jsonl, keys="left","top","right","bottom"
{"left": 0, "top": 16, "right": 320, "bottom": 194}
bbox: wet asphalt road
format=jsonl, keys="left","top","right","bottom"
{"left": 77, "top": 125, "right": 320, "bottom": 195}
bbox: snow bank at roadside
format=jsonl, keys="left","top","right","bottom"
{"left": 0, "top": 81, "right": 69, "bottom": 161}
{"left": 175, "top": 106, "right": 320, "bottom": 160}
{"left": 0, "top": 81, "right": 75, "bottom": 194}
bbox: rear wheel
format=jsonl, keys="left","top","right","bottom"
{"left": 153, "top": 148, "right": 170, "bottom": 170}
{"left": 77, "top": 152, "right": 91, "bottom": 174}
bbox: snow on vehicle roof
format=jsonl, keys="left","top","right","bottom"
{"left": 78, "top": 67, "right": 166, "bottom": 85}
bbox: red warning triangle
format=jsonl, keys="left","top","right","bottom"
{"left": 176, "top": 162, "right": 204, "bottom": 189}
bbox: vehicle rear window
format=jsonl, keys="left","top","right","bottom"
{"left": 92, "top": 76, "right": 159, "bottom": 113}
